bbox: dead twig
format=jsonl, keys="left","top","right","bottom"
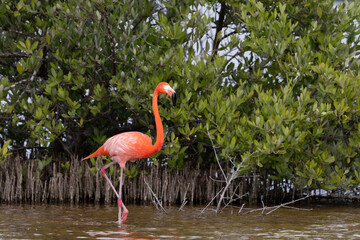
{"left": 239, "top": 195, "right": 312, "bottom": 216}
{"left": 263, "top": 195, "right": 311, "bottom": 216}
{"left": 144, "top": 177, "right": 167, "bottom": 214}
{"left": 260, "top": 196, "right": 266, "bottom": 215}
{"left": 282, "top": 205, "right": 312, "bottom": 211}
{"left": 237, "top": 203, "right": 245, "bottom": 215}
{"left": 207, "top": 124, "right": 226, "bottom": 181}
{"left": 178, "top": 183, "right": 189, "bottom": 212}
{"left": 209, "top": 176, "right": 226, "bottom": 183}
{"left": 206, "top": 124, "right": 258, "bottom": 215}
{"left": 219, "top": 184, "right": 240, "bottom": 213}
{"left": 201, "top": 187, "right": 224, "bottom": 214}
{"left": 215, "top": 151, "right": 256, "bottom": 214}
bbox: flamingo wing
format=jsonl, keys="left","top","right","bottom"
{"left": 103, "top": 131, "right": 153, "bottom": 161}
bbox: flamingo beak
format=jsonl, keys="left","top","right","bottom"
{"left": 171, "top": 92, "right": 177, "bottom": 106}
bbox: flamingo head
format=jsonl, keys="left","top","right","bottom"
{"left": 157, "top": 82, "right": 176, "bottom": 106}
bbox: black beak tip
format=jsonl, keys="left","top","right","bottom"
{"left": 172, "top": 92, "right": 177, "bottom": 106}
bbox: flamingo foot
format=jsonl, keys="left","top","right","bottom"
{"left": 117, "top": 198, "right": 128, "bottom": 224}
{"left": 122, "top": 207, "right": 129, "bottom": 222}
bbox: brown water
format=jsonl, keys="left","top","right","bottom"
{"left": 0, "top": 203, "right": 359, "bottom": 239}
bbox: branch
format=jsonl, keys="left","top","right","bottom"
{"left": 209, "top": 176, "right": 226, "bottom": 183}
{"left": 219, "top": 189, "right": 248, "bottom": 214}
{"left": 263, "top": 195, "right": 311, "bottom": 216}
{"left": 205, "top": 123, "right": 258, "bottom": 215}
{"left": 237, "top": 203, "right": 245, "bottom": 215}
{"left": 200, "top": 187, "right": 224, "bottom": 214}
{"left": 206, "top": 124, "right": 226, "bottom": 181}
{"left": 260, "top": 195, "right": 266, "bottom": 215}
{"left": 0, "top": 27, "right": 39, "bottom": 39}
{"left": 215, "top": 152, "right": 257, "bottom": 215}
{"left": 0, "top": 53, "right": 30, "bottom": 59}
{"left": 144, "top": 177, "right": 168, "bottom": 213}
{"left": 178, "top": 183, "right": 190, "bottom": 212}
{"left": 220, "top": 30, "right": 238, "bottom": 42}
{"left": 211, "top": 2, "right": 227, "bottom": 62}
{"left": 239, "top": 195, "right": 312, "bottom": 216}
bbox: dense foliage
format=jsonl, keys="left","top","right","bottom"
{"left": 1, "top": 0, "right": 360, "bottom": 192}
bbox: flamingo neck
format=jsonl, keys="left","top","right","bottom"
{"left": 151, "top": 88, "right": 164, "bottom": 154}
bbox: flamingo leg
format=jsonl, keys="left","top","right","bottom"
{"left": 101, "top": 161, "right": 119, "bottom": 198}
{"left": 118, "top": 167, "right": 129, "bottom": 224}
{"left": 101, "top": 160, "right": 127, "bottom": 224}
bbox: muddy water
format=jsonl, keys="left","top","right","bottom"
{"left": 0, "top": 203, "right": 359, "bottom": 239}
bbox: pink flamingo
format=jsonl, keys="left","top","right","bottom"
{"left": 82, "top": 82, "right": 176, "bottom": 224}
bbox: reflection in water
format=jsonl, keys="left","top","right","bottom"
{"left": 0, "top": 203, "right": 360, "bottom": 239}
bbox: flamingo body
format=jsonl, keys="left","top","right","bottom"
{"left": 82, "top": 82, "right": 176, "bottom": 224}
{"left": 83, "top": 132, "right": 158, "bottom": 168}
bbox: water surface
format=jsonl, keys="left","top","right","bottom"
{"left": 0, "top": 203, "right": 359, "bottom": 239}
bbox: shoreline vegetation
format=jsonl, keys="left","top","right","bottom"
{"left": 1, "top": 156, "right": 359, "bottom": 207}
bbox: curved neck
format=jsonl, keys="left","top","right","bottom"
{"left": 151, "top": 88, "right": 164, "bottom": 154}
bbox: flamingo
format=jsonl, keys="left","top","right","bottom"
{"left": 82, "top": 82, "right": 176, "bottom": 224}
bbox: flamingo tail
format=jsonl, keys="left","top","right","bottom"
{"left": 81, "top": 145, "right": 108, "bottom": 160}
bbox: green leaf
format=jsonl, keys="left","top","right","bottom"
{"left": 17, "top": 41, "right": 26, "bottom": 51}
{"left": 16, "top": 0, "right": 24, "bottom": 10}
{"left": 16, "top": 62, "right": 24, "bottom": 74}
{"left": 230, "top": 136, "right": 236, "bottom": 147}
{"left": 317, "top": 6, "right": 322, "bottom": 18}
{"left": 45, "top": 33, "right": 51, "bottom": 44}
{"left": 324, "top": 155, "right": 335, "bottom": 164}
{"left": 25, "top": 39, "right": 31, "bottom": 50}
{"left": 2, "top": 140, "right": 11, "bottom": 157}
{"left": 31, "top": 41, "right": 39, "bottom": 51}
{"left": 307, "top": 178, "right": 312, "bottom": 186}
